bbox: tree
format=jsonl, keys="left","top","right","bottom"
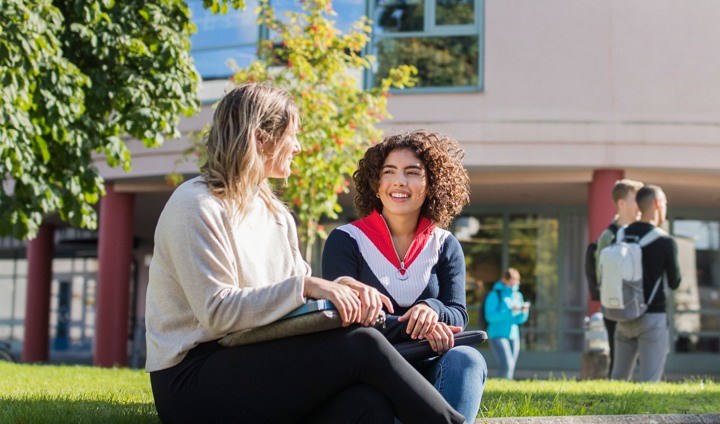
{"left": 0, "top": 0, "right": 242, "bottom": 240}
{"left": 228, "top": 0, "right": 416, "bottom": 261}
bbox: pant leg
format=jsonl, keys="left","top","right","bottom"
{"left": 489, "top": 338, "right": 513, "bottom": 379}
{"left": 611, "top": 319, "right": 639, "bottom": 380}
{"left": 150, "top": 326, "right": 464, "bottom": 424}
{"left": 604, "top": 317, "right": 617, "bottom": 377}
{"left": 637, "top": 313, "right": 669, "bottom": 382}
{"left": 297, "top": 383, "right": 394, "bottom": 424}
{"left": 419, "top": 346, "right": 487, "bottom": 422}
{"left": 508, "top": 338, "right": 520, "bottom": 380}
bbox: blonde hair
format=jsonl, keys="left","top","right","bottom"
{"left": 201, "top": 83, "right": 298, "bottom": 217}
{"left": 611, "top": 179, "right": 644, "bottom": 205}
{"left": 502, "top": 268, "right": 520, "bottom": 282}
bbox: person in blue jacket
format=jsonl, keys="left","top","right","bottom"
{"left": 485, "top": 268, "right": 530, "bottom": 379}
{"left": 323, "top": 130, "right": 487, "bottom": 422}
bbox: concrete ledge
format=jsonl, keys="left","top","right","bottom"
{"left": 475, "top": 414, "right": 720, "bottom": 424}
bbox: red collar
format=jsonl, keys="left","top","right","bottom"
{"left": 352, "top": 210, "right": 435, "bottom": 274}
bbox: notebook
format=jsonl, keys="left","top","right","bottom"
{"left": 393, "top": 330, "right": 488, "bottom": 362}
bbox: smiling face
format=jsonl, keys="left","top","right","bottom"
{"left": 378, "top": 148, "right": 428, "bottom": 224}
{"left": 263, "top": 124, "right": 301, "bottom": 179}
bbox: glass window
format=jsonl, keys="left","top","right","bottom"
{"left": 370, "top": 0, "right": 482, "bottom": 90}
{"left": 374, "top": 36, "right": 479, "bottom": 88}
{"left": 374, "top": 0, "right": 424, "bottom": 33}
{"left": 672, "top": 220, "right": 720, "bottom": 353}
{"left": 508, "top": 215, "right": 559, "bottom": 352}
{"left": 455, "top": 213, "right": 562, "bottom": 352}
{"left": 270, "top": 1, "right": 365, "bottom": 33}
{"left": 188, "top": 0, "right": 260, "bottom": 79}
{"left": 436, "top": 0, "right": 475, "bottom": 26}
{"left": 0, "top": 259, "right": 26, "bottom": 341}
{"left": 455, "top": 215, "right": 503, "bottom": 329}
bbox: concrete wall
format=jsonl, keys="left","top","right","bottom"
{"left": 383, "top": 0, "right": 720, "bottom": 171}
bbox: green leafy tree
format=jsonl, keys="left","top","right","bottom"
{"left": 228, "top": 0, "right": 416, "bottom": 261}
{"left": 0, "top": 0, "right": 243, "bottom": 240}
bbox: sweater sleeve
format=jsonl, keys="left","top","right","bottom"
{"left": 322, "top": 229, "right": 361, "bottom": 281}
{"left": 421, "top": 235, "right": 469, "bottom": 328}
{"left": 157, "top": 195, "right": 305, "bottom": 335}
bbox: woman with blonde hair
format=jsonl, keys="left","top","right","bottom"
{"left": 145, "top": 84, "right": 465, "bottom": 423}
{"left": 323, "top": 130, "right": 487, "bottom": 421}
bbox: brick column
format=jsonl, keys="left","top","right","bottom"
{"left": 23, "top": 224, "right": 55, "bottom": 363}
{"left": 94, "top": 183, "right": 134, "bottom": 367}
{"left": 587, "top": 169, "right": 624, "bottom": 313}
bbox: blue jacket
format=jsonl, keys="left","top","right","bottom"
{"left": 485, "top": 281, "right": 529, "bottom": 340}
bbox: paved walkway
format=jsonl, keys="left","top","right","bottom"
{"left": 475, "top": 415, "right": 720, "bottom": 423}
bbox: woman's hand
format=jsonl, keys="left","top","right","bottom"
{"left": 425, "top": 323, "right": 462, "bottom": 355}
{"left": 398, "top": 302, "right": 439, "bottom": 340}
{"left": 336, "top": 277, "right": 394, "bottom": 326}
{"left": 303, "top": 276, "right": 361, "bottom": 326}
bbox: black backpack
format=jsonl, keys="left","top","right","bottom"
{"left": 584, "top": 222, "right": 619, "bottom": 301}
{"left": 478, "top": 288, "right": 502, "bottom": 330}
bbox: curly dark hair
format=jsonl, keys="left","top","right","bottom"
{"left": 353, "top": 130, "right": 470, "bottom": 228}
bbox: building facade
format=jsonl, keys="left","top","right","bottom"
{"left": 2, "top": 0, "right": 719, "bottom": 376}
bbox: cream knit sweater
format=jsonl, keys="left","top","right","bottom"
{"left": 145, "top": 177, "right": 309, "bottom": 372}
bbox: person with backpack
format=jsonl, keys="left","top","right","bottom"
{"left": 586, "top": 179, "right": 643, "bottom": 376}
{"left": 485, "top": 268, "right": 530, "bottom": 379}
{"left": 602, "top": 185, "right": 681, "bottom": 382}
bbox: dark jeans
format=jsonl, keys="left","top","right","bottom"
{"left": 604, "top": 317, "right": 617, "bottom": 377}
{"left": 150, "top": 326, "right": 464, "bottom": 424}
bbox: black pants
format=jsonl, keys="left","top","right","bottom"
{"left": 604, "top": 317, "right": 617, "bottom": 377}
{"left": 150, "top": 326, "right": 464, "bottom": 424}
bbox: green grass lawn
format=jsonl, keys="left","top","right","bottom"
{"left": 1, "top": 362, "right": 718, "bottom": 423}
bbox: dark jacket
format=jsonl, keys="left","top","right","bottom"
{"left": 622, "top": 222, "right": 682, "bottom": 313}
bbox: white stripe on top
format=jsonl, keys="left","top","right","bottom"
{"left": 338, "top": 224, "right": 450, "bottom": 307}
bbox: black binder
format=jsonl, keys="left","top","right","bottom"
{"left": 393, "top": 330, "right": 487, "bottom": 362}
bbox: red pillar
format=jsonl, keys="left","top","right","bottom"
{"left": 23, "top": 224, "right": 55, "bottom": 363}
{"left": 94, "top": 183, "right": 134, "bottom": 367}
{"left": 587, "top": 169, "right": 624, "bottom": 313}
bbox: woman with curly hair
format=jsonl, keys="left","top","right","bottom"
{"left": 322, "top": 130, "right": 487, "bottom": 421}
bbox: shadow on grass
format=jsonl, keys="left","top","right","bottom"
{"left": 480, "top": 388, "right": 716, "bottom": 418}
{"left": 0, "top": 398, "right": 158, "bottom": 424}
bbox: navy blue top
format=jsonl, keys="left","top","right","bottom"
{"left": 322, "top": 212, "right": 468, "bottom": 329}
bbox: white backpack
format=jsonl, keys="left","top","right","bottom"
{"left": 598, "top": 226, "right": 665, "bottom": 322}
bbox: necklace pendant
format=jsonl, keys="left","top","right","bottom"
{"left": 397, "top": 266, "right": 408, "bottom": 281}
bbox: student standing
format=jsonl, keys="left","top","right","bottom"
{"left": 145, "top": 85, "right": 465, "bottom": 423}
{"left": 322, "top": 130, "right": 487, "bottom": 422}
{"left": 485, "top": 268, "right": 530, "bottom": 380}
{"left": 611, "top": 185, "right": 681, "bottom": 382}
{"left": 591, "top": 179, "right": 643, "bottom": 376}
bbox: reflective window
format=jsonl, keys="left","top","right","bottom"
{"left": 436, "top": 0, "right": 475, "bottom": 26}
{"left": 456, "top": 213, "right": 561, "bottom": 352}
{"left": 374, "top": 0, "right": 424, "bottom": 33}
{"left": 374, "top": 36, "right": 479, "bottom": 88}
{"left": 508, "top": 215, "right": 559, "bottom": 352}
{"left": 0, "top": 259, "right": 27, "bottom": 341}
{"left": 456, "top": 215, "right": 503, "bottom": 329}
{"left": 270, "top": 1, "right": 365, "bottom": 33}
{"left": 371, "top": 0, "right": 482, "bottom": 89}
{"left": 672, "top": 220, "right": 720, "bottom": 353}
{"left": 188, "top": 0, "right": 260, "bottom": 79}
